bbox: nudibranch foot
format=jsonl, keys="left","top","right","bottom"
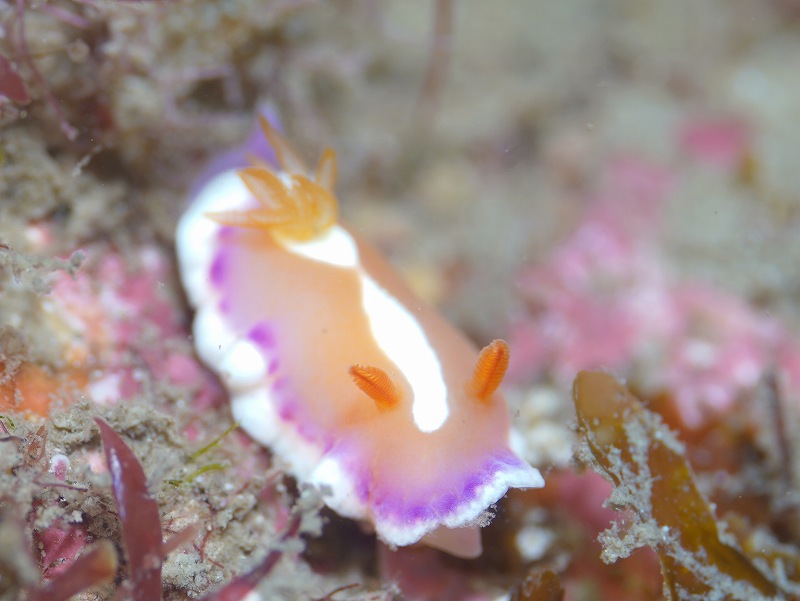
{"left": 421, "top": 525, "right": 482, "bottom": 559}
{"left": 305, "top": 441, "right": 543, "bottom": 558}
{"left": 369, "top": 450, "right": 543, "bottom": 555}
{"left": 176, "top": 115, "right": 544, "bottom": 559}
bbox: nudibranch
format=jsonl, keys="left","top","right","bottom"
{"left": 176, "top": 117, "right": 543, "bottom": 558}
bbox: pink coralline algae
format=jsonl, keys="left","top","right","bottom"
{"left": 678, "top": 118, "right": 751, "bottom": 171}
{"left": 0, "top": 232, "right": 222, "bottom": 431}
{"left": 509, "top": 147, "right": 800, "bottom": 428}
{"left": 508, "top": 156, "right": 674, "bottom": 384}
{"left": 45, "top": 242, "right": 219, "bottom": 412}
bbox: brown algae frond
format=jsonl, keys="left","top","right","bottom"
{"left": 572, "top": 370, "right": 798, "bottom": 600}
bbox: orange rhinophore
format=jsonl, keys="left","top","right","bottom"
{"left": 349, "top": 364, "right": 402, "bottom": 410}
{"left": 468, "top": 339, "right": 510, "bottom": 401}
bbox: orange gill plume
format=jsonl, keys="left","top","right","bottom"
{"left": 206, "top": 118, "right": 339, "bottom": 242}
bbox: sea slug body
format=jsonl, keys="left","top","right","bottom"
{"left": 176, "top": 117, "right": 543, "bottom": 558}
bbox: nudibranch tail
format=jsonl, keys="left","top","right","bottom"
{"left": 349, "top": 364, "right": 402, "bottom": 410}
{"left": 468, "top": 339, "right": 510, "bottom": 400}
